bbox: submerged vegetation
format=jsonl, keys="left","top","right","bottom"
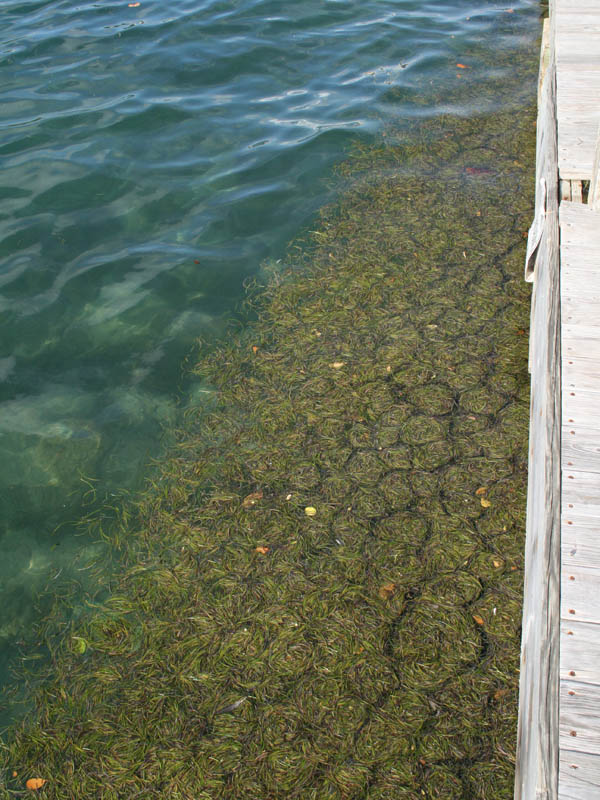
{"left": 0, "top": 81, "right": 536, "bottom": 798}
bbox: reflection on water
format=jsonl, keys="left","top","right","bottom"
{"left": 0, "top": 0, "right": 539, "bottom": 725}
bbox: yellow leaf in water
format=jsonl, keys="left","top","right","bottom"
{"left": 480, "top": 498, "right": 491, "bottom": 508}
{"left": 331, "top": 362, "right": 345, "bottom": 369}
{"left": 379, "top": 582, "right": 396, "bottom": 600}
{"left": 304, "top": 506, "right": 317, "bottom": 517}
{"left": 255, "top": 546, "right": 269, "bottom": 555}
{"left": 242, "top": 491, "right": 263, "bottom": 508}
{"left": 492, "top": 558, "right": 503, "bottom": 568}
{"left": 472, "top": 614, "right": 485, "bottom": 626}
{"left": 26, "top": 779, "right": 47, "bottom": 791}
{"left": 72, "top": 636, "right": 87, "bottom": 655}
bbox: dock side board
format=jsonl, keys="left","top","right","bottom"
{"left": 514, "top": 38, "right": 561, "bottom": 800}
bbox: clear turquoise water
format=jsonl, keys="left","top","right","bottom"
{"left": 0, "top": 0, "right": 539, "bottom": 723}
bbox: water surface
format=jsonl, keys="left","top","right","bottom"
{"left": 0, "top": 0, "right": 539, "bottom": 723}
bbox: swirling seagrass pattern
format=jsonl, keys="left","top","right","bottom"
{"left": 1, "top": 105, "right": 535, "bottom": 799}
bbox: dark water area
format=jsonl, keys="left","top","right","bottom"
{"left": 0, "top": 0, "right": 540, "bottom": 733}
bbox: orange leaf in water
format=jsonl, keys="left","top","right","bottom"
{"left": 242, "top": 491, "right": 263, "bottom": 508}
{"left": 456, "top": 63, "right": 469, "bottom": 69}
{"left": 255, "top": 545, "right": 269, "bottom": 555}
{"left": 128, "top": 2, "right": 141, "bottom": 6}
{"left": 26, "top": 778, "right": 47, "bottom": 790}
{"left": 252, "top": 345, "right": 259, "bottom": 353}
{"left": 379, "top": 582, "right": 396, "bottom": 600}
{"left": 475, "top": 487, "right": 487, "bottom": 496}
{"left": 472, "top": 614, "right": 485, "bottom": 626}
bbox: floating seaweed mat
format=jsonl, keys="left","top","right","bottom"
{"left": 0, "top": 104, "right": 535, "bottom": 799}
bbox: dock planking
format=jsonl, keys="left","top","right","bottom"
{"left": 514, "top": 16, "right": 560, "bottom": 799}
{"left": 560, "top": 200, "right": 600, "bottom": 798}
{"left": 555, "top": 0, "right": 600, "bottom": 179}
{"left": 517, "top": 1, "right": 600, "bottom": 798}
{"left": 557, "top": 14, "right": 600, "bottom": 789}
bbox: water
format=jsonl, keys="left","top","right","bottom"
{"left": 0, "top": 0, "right": 539, "bottom": 723}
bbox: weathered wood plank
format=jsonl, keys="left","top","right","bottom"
{"left": 562, "top": 469, "right": 600, "bottom": 518}
{"left": 564, "top": 357, "right": 600, "bottom": 392}
{"left": 560, "top": 680, "right": 600, "bottom": 755}
{"left": 555, "top": 0, "right": 600, "bottom": 179}
{"left": 515, "top": 45, "right": 560, "bottom": 800}
{"left": 562, "top": 428, "right": 600, "bottom": 473}
{"left": 590, "top": 126, "right": 600, "bottom": 210}
{"left": 563, "top": 303, "right": 600, "bottom": 328}
{"left": 560, "top": 620, "right": 600, "bottom": 682}
{"left": 571, "top": 181, "right": 583, "bottom": 203}
{"left": 559, "top": 749, "right": 600, "bottom": 800}
{"left": 557, "top": 2, "right": 600, "bottom": 793}
{"left": 539, "top": 18, "right": 551, "bottom": 107}
{"left": 562, "top": 516, "right": 600, "bottom": 570}
{"left": 563, "top": 334, "right": 600, "bottom": 366}
{"left": 560, "top": 563, "right": 600, "bottom": 625}
{"left": 561, "top": 201, "right": 600, "bottom": 243}
{"left": 562, "top": 274, "right": 600, "bottom": 298}
{"left": 562, "top": 390, "right": 600, "bottom": 429}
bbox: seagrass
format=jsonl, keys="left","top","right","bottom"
{"left": 0, "top": 48, "right": 537, "bottom": 800}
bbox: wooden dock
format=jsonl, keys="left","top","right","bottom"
{"left": 516, "top": 1, "right": 600, "bottom": 798}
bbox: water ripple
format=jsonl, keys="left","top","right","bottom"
{"left": 0, "top": 0, "right": 539, "bottom": 711}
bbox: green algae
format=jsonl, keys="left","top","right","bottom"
{"left": 0, "top": 72, "right": 539, "bottom": 800}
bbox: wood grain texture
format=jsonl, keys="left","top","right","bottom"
{"left": 590, "top": 126, "right": 600, "bottom": 210}
{"left": 515, "top": 38, "right": 561, "bottom": 800}
{"left": 559, "top": 749, "right": 600, "bottom": 800}
{"left": 555, "top": 0, "right": 600, "bottom": 179}
{"left": 546, "top": 5, "right": 600, "bottom": 796}
{"left": 562, "top": 516, "right": 600, "bottom": 571}
{"left": 563, "top": 303, "right": 600, "bottom": 328}
{"left": 562, "top": 469, "right": 600, "bottom": 519}
{"left": 563, "top": 333, "right": 600, "bottom": 365}
{"left": 560, "top": 563, "right": 600, "bottom": 625}
{"left": 560, "top": 680, "right": 600, "bottom": 755}
{"left": 561, "top": 200, "right": 600, "bottom": 244}
{"left": 571, "top": 181, "right": 583, "bottom": 203}
{"left": 562, "top": 427, "right": 600, "bottom": 473}
{"left": 520, "top": 3, "right": 600, "bottom": 796}
{"left": 564, "top": 357, "right": 600, "bottom": 392}
{"left": 562, "top": 390, "right": 600, "bottom": 430}
{"left": 560, "top": 620, "right": 600, "bottom": 683}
